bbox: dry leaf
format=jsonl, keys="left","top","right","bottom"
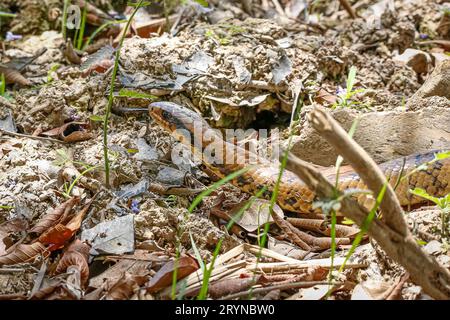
{"left": 209, "top": 276, "right": 258, "bottom": 299}
{"left": 41, "top": 122, "right": 92, "bottom": 143}
{"left": 55, "top": 239, "right": 91, "bottom": 286}
{"left": 39, "top": 224, "right": 73, "bottom": 250}
{"left": 287, "top": 218, "right": 360, "bottom": 238}
{"left": 0, "top": 218, "right": 29, "bottom": 255}
{"left": 0, "top": 242, "right": 48, "bottom": 266}
{"left": 105, "top": 273, "right": 148, "bottom": 300}
{"left": 0, "top": 66, "right": 31, "bottom": 86}
{"left": 315, "top": 88, "right": 337, "bottom": 105}
{"left": 64, "top": 39, "right": 82, "bottom": 64}
{"left": 30, "top": 197, "right": 80, "bottom": 235}
{"left": 146, "top": 256, "right": 199, "bottom": 293}
{"left": 38, "top": 197, "right": 94, "bottom": 251}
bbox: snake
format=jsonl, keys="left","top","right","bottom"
{"left": 147, "top": 101, "right": 450, "bottom": 214}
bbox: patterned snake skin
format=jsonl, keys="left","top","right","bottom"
{"left": 148, "top": 102, "right": 450, "bottom": 214}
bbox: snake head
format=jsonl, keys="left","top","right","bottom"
{"left": 149, "top": 102, "right": 198, "bottom": 133}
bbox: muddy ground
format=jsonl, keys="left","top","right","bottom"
{"left": 0, "top": 0, "right": 449, "bottom": 300}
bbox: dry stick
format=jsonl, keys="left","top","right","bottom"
{"left": 285, "top": 114, "right": 450, "bottom": 300}
{"left": 386, "top": 272, "right": 410, "bottom": 300}
{"left": 338, "top": 0, "right": 357, "bottom": 19}
{"left": 0, "top": 128, "right": 66, "bottom": 144}
{"left": 307, "top": 108, "right": 408, "bottom": 236}
{"left": 270, "top": 210, "right": 311, "bottom": 251}
{"left": 220, "top": 281, "right": 338, "bottom": 300}
{"left": 287, "top": 217, "right": 359, "bottom": 238}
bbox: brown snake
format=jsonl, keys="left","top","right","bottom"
{"left": 148, "top": 102, "right": 450, "bottom": 214}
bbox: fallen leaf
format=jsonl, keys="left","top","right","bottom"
{"left": 351, "top": 280, "right": 392, "bottom": 300}
{"left": 0, "top": 66, "right": 31, "bottom": 86}
{"left": 81, "top": 215, "right": 134, "bottom": 255}
{"left": 105, "top": 273, "right": 148, "bottom": 300}
{"left": 0, "top": 242, "right": 48, "bottom": 266}
{"left": 209, "top": 276, "right": 258, "bottom": 299}
{"left": 55, "top": 239, "right": 91, "bottom": 286}
{"left": 315, "top": 88, "right": 337, "bottom": 105}
{"left": 41, "top": 122, "right": 92, "bottom": 143}
{"left": 38, "top": 197, "right": 95, "bottom": 251}
{"left": 64, "top": 39, "right": 82, "bottom": 64}
{"left": 30, "top": 197, "right": 80, "bottom": 235}
{"left": 146, "top": 256, "right": 199, "bottom": 293}
{"left": 0, "top": 218, "right": 29, "bottom": 255}
{"left": 288, "top": 284, "right": 329, "bottom": 300}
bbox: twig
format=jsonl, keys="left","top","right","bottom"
{"left": 307, "top": 107, "right": 408, "bottom": 236}
{"left": 285, "top": 108, "right": 450, "bottom": 300}
{"left": 0, "top": 128, "right": 66, "bottom": 144}
{"left": 270, "top": 210, "right": 311, "bottom": 251}
{"left": 386, "top": 272, "right": 409, "bottom": 300}
{"left": 287, "top": 217, "right": 360, "bottom": 237}
{"left": 338, "top": 0, "right": 357, "bottom": 19}
{"left": 220, "top": 281, "right": 340, "bottom": 300}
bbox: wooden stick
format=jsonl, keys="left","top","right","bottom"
{"left": 307, "top": 107, "right": 408, "bottom": 236}
{"left": 285, "top": 109, "right": 450, "bottom": 300}
{"left": 219, "top": 281, "right": 340, "bottom": 300}
{"left": 338, "top": 0, "right": 357, "bottom": 19}
{"left": 0, "top": 128, "right": 66, "bottom": 144}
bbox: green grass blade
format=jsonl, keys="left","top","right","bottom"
{"left": 76, "top": 5, "right": 88, "bottom": 50}
{"left": 188, "top": 166, "right": 254, "bottom": 213}
{"left": 196, "top": 187, "right": 267, "bottom": 300}
{"left": 338, "top": 182, "right": 388, "bottom": 272}
{"left": 103, "top": 0, "right": 146, "bottom": 187}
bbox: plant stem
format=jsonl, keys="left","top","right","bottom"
{"left": 103, "top": 0, "right": 145, "bottom": 187}
{"left": 62, "top": 0, "right": 70, "bottom": 40}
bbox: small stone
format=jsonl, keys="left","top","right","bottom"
{"left": 423, "top": 240, "right": 444, "bottom": 255}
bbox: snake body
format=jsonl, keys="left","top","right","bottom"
{"left": 148, "top": 102, "right": 450, "bottom": 214}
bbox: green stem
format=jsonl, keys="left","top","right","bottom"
{"left": 103, "top": 0, "right": 145, "bottom": 187}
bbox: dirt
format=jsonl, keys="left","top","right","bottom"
{"left": 0, "top": 0, "right": 449, "bottom": 300}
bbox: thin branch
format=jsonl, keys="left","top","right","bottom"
{"left": 307, "top": 107, "right": 408, "bottom": 236}
{"left": 338, "top": 0, "right": 357, "bottom": 19}
{"left": 285, "top": 131, "right": 450, "bottom": 300}
{"left": 220, "top": 281, "right": 339, "bottom": 300}
{"left": 0, "top": 128, "right": 66, "bottom": 144}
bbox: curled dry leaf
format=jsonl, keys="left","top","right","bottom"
{"left": 315, "top": 88, "right": 337, "bottom": 105}
{"left": 0, "top": 242, "right": 48, "bottom": 266}
{"left": 146, "top": 256, "right": 199, "bottom": 293}
{"left": 0, "top": 218, "right": 29, "bottom": 255}
{"left": 55, "top": 240, "right": 91, "bottom": 286}
{"left": 38, "top": 197, "right": 95, "bottom": 251}
{"left": 81, "top": 45, "right": 115, "bottom": 78}
{"left": 105, "top": 273, "right": 149, "bottom": 300}
{"left": 64, "top": 39, "right": 82, "bottom": 64}
{"left": 0, "top": 66, "right": 31, "bottom": 86}
{"left": 41, "top": 122, "right": 92, "bottom": 143}
{"left": 209, "top": 276, "right": 259, "bottom": 299}
{"left": 287, "top": 218, "right": 360, "bottom": 238}
{"left": 30, "top": 197, "right": 80, "bottom": 235}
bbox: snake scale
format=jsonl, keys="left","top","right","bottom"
{"left": 148, "top": 102, "right": 450, "bottom": 214}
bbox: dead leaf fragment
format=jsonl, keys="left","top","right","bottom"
{"left": 209, "top": 276, "right": 258, "bottom": 299}
{"left": 55, "top": 240, "right": 91, "bottom": 286}
{"left": 41, "top": 122, "right": 92, "bottom": 143}
{"left": 38, "top": 197, "right": 95, "bottom": 250}
{"left": 105, "top": 273, "right": 148, "bottom": 300}
{"left": 146, "top": 256, "right": 199, "bottom": 293}
{"left": 0, "top": 66, "right": 31, "bottom": 86}
{"left": 0, "top": 242, "right": 48, "bottom": 266}
{"left": 30, "top": 197, "right": 80, "bottom": 235}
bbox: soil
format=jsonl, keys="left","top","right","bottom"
{"left": 0, "top": 0, "right": 449, "bottom": 300}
